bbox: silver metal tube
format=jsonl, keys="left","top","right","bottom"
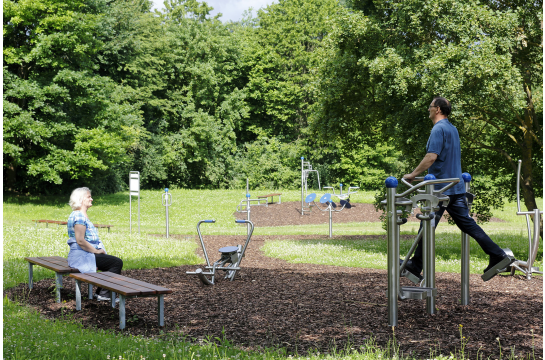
{"left": 397, "top": 177, "right": 460, "bottom": 198}
{"left": 119, "top": 295, "right": 126, "bottom": 329}
{"left": 461, "top": 180, "right": 471, "bottom": 305}
{"left": 75, "top": 279, "right": 81, "bottom": 310}
{"left": 158, "top": 294, "right": 165, "bottom": 326}
{"left": 400, "top": 230, "right": 423, "bottom": 273}
{"left": 423, "top": 183, "right": 436, "bottom": 314}
{"left": 197, "top": 221, "right": 213, "bottom": 266}
{"left": 516, "top": 160, "right": 522, "bottom": 213}
{"left": 130, "top": 194, "right": 132, "bottom": 234}
{"left": 301, "top": 157, "right": 305, "bottom": 215}
{"left": 28, "top": 263, "right": 33, "bottom": 289}
{"left": 138, "top": 194, "right": 140, "bottom": 235}
{"left": 386, "top": 186, "right": 399, "bottom": 327}
{"left": 528, "top": 209, "right": 540, "bottom": 280}
{"left": 329, "top": 205, "right": 333, "bottom": 238}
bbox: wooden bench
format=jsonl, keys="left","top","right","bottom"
{"left": 25, "top": 256, "right": 81, "bottom": 303}
{"left": 94, "top": 224, "right": 113, "bottom": 233}
{"left": 70, "top": 272, "right": 172, "bottom": 329}
{"left": 33, "top": 220, "right": 113, "bottom": 233}
{"left": 33, "top": 220, "right": 67, "bottom": 228}
{"left": 257, "top": 193, "right": 282, "bottom": 205}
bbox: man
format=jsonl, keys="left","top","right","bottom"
{"left": 402, "top": 96, "right": 512, "bottom": 281}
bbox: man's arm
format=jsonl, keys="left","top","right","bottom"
{"left": 403, "top": 153, "right": 438, "bottom": 183}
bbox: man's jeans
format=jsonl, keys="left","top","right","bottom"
{"left": 411, "top": 193, "right": 505, "bottom": 271}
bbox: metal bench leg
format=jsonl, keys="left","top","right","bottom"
{"left": 119, "top": 295, "right": 126, "bottom": 330}
{"left": 279, "top": 195, "right": 281, "bottom": 204}
{"left": 88, "top": 284, "right": 93, "bottom": 299}
{"left": 55, "top": 273, "right": 63, "bottom": 303}
{"left": 75, "top": 280, "right": 82, "bottom": 310}
{"left": 158, "top": 294, "right": 165, "bottom": 327}
{"left": 28, "top": 263, "right": 33, "bottom": 289}
{"left": 111, "top": 291, "right": 116, "bottom": 308}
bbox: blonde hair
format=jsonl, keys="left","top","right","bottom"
{"left": 69, "top": 187, "right": 91, "bottom": 210}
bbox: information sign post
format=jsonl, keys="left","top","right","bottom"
{"left": 129, "top": 171, "right": 141, "bottom": 235}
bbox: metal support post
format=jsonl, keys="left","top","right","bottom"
{"left": 129, "top": 171, "right": 141, "bottom": 235}
{"left": 162, "top": 188, "right": 172, "bottom": 238}
{"left": 55, "top": 273, "right": 63, "bottom": 303}
{"left": 119, "top": 295, "right": 126, "bottom": 329}
{"left": 158, "top": 294, "right": 165, "bottom": 326}
{"left": 461, "top": 173, "right": 472, "bottom": 305}
{"left": 75, "top": 279, "right": 82, "bottom": 310}
{"left": 528, "top": 209, "right": 540, "bottom": 280}
{"left": 246, "top": 179, "right": 251, "bottom": 236}
{"left": 385, "top": 176, "right": 399, "bottom": 327}
{"left": 301, "top": 157, "right": 305, "bottom": 215}
{"left": 423, "top": 182, "right": 436, "bottom": 315}
{"left": 28, "top": 263, "right": 33, "bottom": 289}
{"left": 329, "top": 205, "right": 333, "bottom": 238}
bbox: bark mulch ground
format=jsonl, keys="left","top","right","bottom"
{"left": 233, "top": 202, "right": 504, "bottom": 227}
{"left": 5, "top": 203, "right": 540, "bottom": 359}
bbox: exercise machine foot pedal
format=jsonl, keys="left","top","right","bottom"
{"left": 399, "top": 286, "right": 436, "bottom": 300}
{"left": 481, "top": 256, "right": 516, "bottom": 282}
{"left": 401, "top": 269, "right": 423, "bottom": 284}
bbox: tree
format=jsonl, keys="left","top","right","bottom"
{"left": 3, "top": 0, "right": 144, "bottom": 194}
{"left": 312, "top": 0, "right": 542, "bottom": 225}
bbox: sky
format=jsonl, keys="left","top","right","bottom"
{"left": 151, "top": 0, "right": 276, "bottom": 23}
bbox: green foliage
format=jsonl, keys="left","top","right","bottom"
{"left": 311, "top": 0, "right": 542, "bottom": 217}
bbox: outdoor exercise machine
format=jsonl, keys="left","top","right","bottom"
{"left": 301, "top": 157, "right": 321, "bottom": 215}
{"left": 236, "top": 179, "right": 266, "bottom": 236}
{"left": 323, "top": 183, "right": 360, "bottom": 201}
{"left": 162, "top": 188, "right": 172, "bottom": 238}
{"left": 382, "top": 174, "right": 516, "bottom": 326}
{"left": 503, "top": 160, "right": 543, "bottom": 280}
{"left": 186, "top": 219, "right": 254, "bottom": 285}
{"left": 304, "top": 192, "right": 351, "bottom": 237}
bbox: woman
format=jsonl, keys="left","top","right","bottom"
{"left": 67, "top": 187, "right": 123, "bottom": 301}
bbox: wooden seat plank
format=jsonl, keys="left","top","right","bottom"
{"left": 25, "top": 257, "right": 73, "bottom": 273}
{"left": 98, "top": 272, "right": 172, "bottom": 294}
{"left": 89, "top": 272, "right": 158, "bottom": 295}
{"left": 70, "top": 273, "right": 141, "bottom": 296}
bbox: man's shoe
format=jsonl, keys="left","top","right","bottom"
{"left": 400, "top": 259, "right": 423, "bottom": 281}
{"left": 482, "top": 255, "right": 515, "bottom": 281}
{"left": 96, "top": 294, "right": 120, "bottom": 303}
{"left": 483, "top": 254, "right": 512, "bottom": 273}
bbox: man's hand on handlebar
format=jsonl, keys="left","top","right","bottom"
{"left": 403, "top": 173, "right": 416, "bottom": 183}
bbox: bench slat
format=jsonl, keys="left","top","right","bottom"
{"left": 90, "top": 272, "right": 158, "bottom": 295}
{"left": 70, "top": 273, "right": 142, "bottom": 296}
{"left": 97, "top": 272, "right": 172, "bottom": 294}
{"left": 25, "top": 257, "right": 74, "bottom": 273}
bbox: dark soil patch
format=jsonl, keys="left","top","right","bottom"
{"left": 6, "top": 234, "right": 542, "bottom": 359}
{"left": 233, "top": 202, "right": 504, "bottom": 227}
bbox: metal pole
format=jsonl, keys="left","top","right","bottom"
{"left": 246, "top": 193, "right": 251, "bottom": 236}
{"left": 528, "top": 209, "right": 540, "bottom": 280}
{"left": 340, "top": 183, "right": 343, "bottom": 196}
{"left": 138, "top": 193, "right": 141, "bottom": 235}
{"left": 329, "top": 205, "right": 333, "bottom": 238}
{"left": 162, "top": 188, "right": 170, "bottom": 238}
{"left": 130, "top": 194, "right": 132, "bottom": 234}
{"left": 424, "top": 182, "right": 436, "bottom": 315}
{"left": 461, "top": 173, "right": 471, "bottom": 305}
{"left": 385, "top": 176, "right": 399, "bottom": 327}
{"left": 301, "top": 157, "right": 305, "bottom": 215}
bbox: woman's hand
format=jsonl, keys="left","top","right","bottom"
{"left": 74, "top": 224, "right": 103, "bottom": 254}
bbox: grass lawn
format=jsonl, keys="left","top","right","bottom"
{"left": 3, "top": 188, "right": 542, "bottom": 359}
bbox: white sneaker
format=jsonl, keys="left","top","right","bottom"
{"left": 96, "top": 294, "right": 120, "bottom": 303}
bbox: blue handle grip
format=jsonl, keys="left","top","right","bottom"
{"left": 203, "top": 220, "right": 215, "bottom": 223}
{"left": 235, "top": 220, "right": 246, "bottom": 223}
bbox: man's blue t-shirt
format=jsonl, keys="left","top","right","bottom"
{"left": 426, "top": 119, "right": 465, "bottom": 195}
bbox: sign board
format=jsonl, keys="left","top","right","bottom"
{"left": 129, "top": 173, "right": 140, "bottom": 195}
{"left": 129, "top": 171, "right": 140, "bottom": 234}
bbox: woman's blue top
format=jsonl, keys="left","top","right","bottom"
{"left": 66, "top": 211, "right": 106, "bottom": 273}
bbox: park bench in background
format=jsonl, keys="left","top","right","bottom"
{"left": 70, "top": 271, "right": 172, "bottom": 329}
{"left": 25, "top": 256, "right": 81, "bottom": 303}
{"left": 33, "top": 219, "right": 67, "bottom": 228}
{"left": 33, "top": 220, "right": 113, "bottom": 233}
{"left": 257, "top": 193, "right": 282, "bottom": 205}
